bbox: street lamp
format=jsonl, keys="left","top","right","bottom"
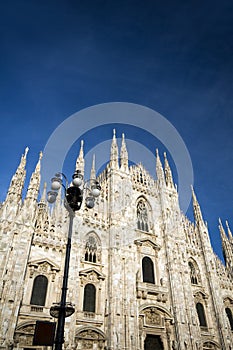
{"left": 47, "top": 170, "right": 101, "bottom": 350}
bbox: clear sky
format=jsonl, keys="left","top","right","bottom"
{"left": 0, "top": 0, "right": 233, "bottom": 261}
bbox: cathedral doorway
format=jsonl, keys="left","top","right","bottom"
{"left": 75, "top": 328, "right": 105, "bottom": 349}
{"left": 144, "top": 334, "right": 164, "bottom": 350}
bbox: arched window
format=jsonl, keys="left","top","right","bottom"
{"left": 137, "top": 200, "right": 149, "bottom": 232}
{"left": 30, "top": 275, "right": 48, "bottom": 306}
{"left": 83, "top": 284, "right": 96, "bottom": 313}
{"left": 142, "top": 257, "right": 155, "bottom": 284}
{"left": 196, "top": 302, "right": 207, "bottom": 328}
{"left": 188, "top": 261, "right": 198, "bottom": 284}
{"left": 226, "top": 307, "right": 233, "bottom": 330}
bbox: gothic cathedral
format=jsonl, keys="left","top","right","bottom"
{"left": 0, "top": 132, "right": 233, "bottom": 350}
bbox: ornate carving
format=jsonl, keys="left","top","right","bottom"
{"left": 84, "top": 233, "right": 101, "bottom": 264}
{"left": 28, "top": 259, "right": 59, "bottom": 280}
{"left": 194, "top": 290, "right": 208, "bottom": 303}
{"left": 144, "top": 308, "right": 161, "bottom": 326}
{"left": 77, "top": 329, "right": 105, "bottom": 341}
{"left": 223, "top": 297, "right": 233, "bottom": 307}
{"left": 14, "top": 323, "right": 35, "bottom": 347}
{"left": 79, "top": 268, "right": 105, "bottom": 285}
{"left": 29, "top": 265, "right": 35, "bottom": 278}
{"left": 137, "top": 200, "right": 149, "bottom": 232}
{"left": 82, "top": 339, "right": 92, "bottom": 348}
{"left": 76, "top": 329, "right": 105, "bottom": 349}
{"left": 89, "top": 272, "right": 98, "bottom": 282}
{"left": 20, "top": 325, "right": 35, "bottom": 334}
{"left": 39, "top": 262, "right": 49, "bottom": 273}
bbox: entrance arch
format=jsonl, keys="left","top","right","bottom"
{"left": 145, "top": 334, "right": 164, "bottom": 350}
{"left": 139, "top": 306, "right": 174, "bottom": 350}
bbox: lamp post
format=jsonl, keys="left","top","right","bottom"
{"left": 47, "top": 170, "right": 101, "bottom": 350}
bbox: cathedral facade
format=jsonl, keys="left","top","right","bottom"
{"left": 0, "top": 132, "right": 233, "bottom": 350}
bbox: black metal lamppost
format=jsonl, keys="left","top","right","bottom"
{"left": 47, "top": 170, "right": 101, "bottom": 350}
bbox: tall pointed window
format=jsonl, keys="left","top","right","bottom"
{"left": 84, "top": 232, "right": 101, "bottom": 264}
{"left": 196, "top": 302, "right": 207, "bottom": 328}
{"left": 142, "top": 257, "right": 155, "bottom": 284}
{"left": 85, "top": 235, "right": 97, "bottom": 263}
{"left": 30, "top": 275, "right": 48, "bottom": 306}
{"left": 188, "top": 261, "right": 198, "bottom": 284}
{"left": 226, "top": 307, "right": 233, "bottom": 330}
{"left": 83, "top": 284, "right": 96, "bottom": 313}
{"left": 137, "top": 200, "right": 149, "bottom": 232}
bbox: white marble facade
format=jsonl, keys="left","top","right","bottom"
{"left": 0, "top": 134, "right": 233, "bottom": 350}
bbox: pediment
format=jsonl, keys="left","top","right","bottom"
{"left": 194, "top": 289, "right": 208, "bottom": 300}
{"left": 140, "top": 304, "right": 173, "bottom": 319}
{"left": 28, "top": 258, "right": 60, "bottom": 272}
{"left": 223, "top": 296, "right": 233, "bottom": 306}
{"left": 79, "top": 268, "right": 105, "bottom": 280}
{"left": 134, "top": 238, "right": 160, "bottom": 251}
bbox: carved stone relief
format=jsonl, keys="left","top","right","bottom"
{"left": 76, "top": 329, "right": 105, "bottom": 350}
{"left": 14, "top": 324, "right": 35, "bottom": 347}
{"left": 144, "top": 308, "right": 162, "bottom": 326}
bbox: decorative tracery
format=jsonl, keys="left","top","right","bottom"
{"left": 84, "top": 233, "right": 101, "bottom": 263}
{"left": 137, "top": 199, "right": 149, "bottom": 232}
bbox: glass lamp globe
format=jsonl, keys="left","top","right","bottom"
{"left": 72, "top": 171, "right": 83, "bottom": 187}
{"left": 91, "top": 187, "right": 100, "bottom": 197}
{"left": 86, "top": 197, "right": 95, "bottom": 209}
{"left": 47, "top": 191, "right": 57, "bottom": 203}
{"left": 51, "top": 177, "right": 62, "bottom": 190}
{"left": 72, "top": 176, "right": 82, "bottom": 187}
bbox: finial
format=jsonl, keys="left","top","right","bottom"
{"left": 24, "top": 147, "right": 29, "bottom": 156}
{"left": 218, "top": 217, "right": 223, "bottom": 226}
{"left": 226, "top": 220, "right": 233, "bottom": 240}
{"left": 20, "top": 146, "right": 29, "bottom": 165}
{"left": 110, "top": 128, "right": 119, "bottom": 169}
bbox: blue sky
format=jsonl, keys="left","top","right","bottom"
{"left": 0, "top": 0, "right": 233, "bottom": 261}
